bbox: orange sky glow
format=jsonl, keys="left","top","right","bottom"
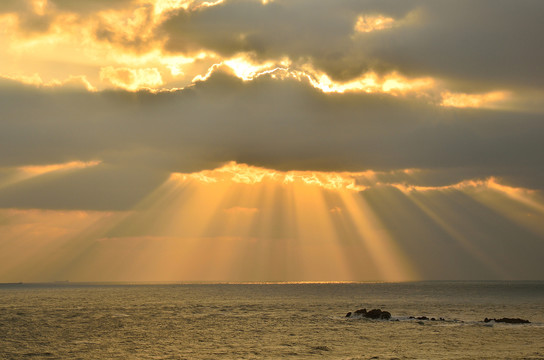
{"left": 1, "top": 0, "right": 543, "bottom": 282}
{"left": 1, "top": 161, "right": 543, "bottom": 282}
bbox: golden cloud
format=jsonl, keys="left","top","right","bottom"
{"left": 355, "top": 15, "right": 395, "bottom": 33}
{"left": 100, "top": 66, "right": 163, "bottom": 91}
{"left": 440, "top": 91, "right": 509, "bottom": 108}
{"left": 171, "top": 162, "right": 370, "bottom": 191}
{"left": 0, "top": 0, "right": 519, "bottom": 111}
{"left": 169, "top": 162, "right": 542, "bottom": 202}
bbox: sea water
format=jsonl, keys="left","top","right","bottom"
{"left": 1, "top": 281, "right": 543, "bottom": 359}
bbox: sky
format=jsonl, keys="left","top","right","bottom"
{"left": 1, "top": 0, "right": 543, "bottom": 282}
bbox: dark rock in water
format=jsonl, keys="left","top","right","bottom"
{"left": 409, "top": 315, "right": 445, "bottom": 321}
{"left": 365, "top": 309, "right": 384, "bottom": 319}
{"left": 484, "top": 317, "right": 530, "bottom": 324}
{"left": 347, "top": 308, "right": 391, "bottom": 320}
{"left": 500, "top": 318, "right": 530, "bottom": 324}
{"left": 379, "top": 311, "right": 391, "bottom": 320}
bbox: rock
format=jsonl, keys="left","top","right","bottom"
{"left": 365, "top": 309, "right": 384, "bottom": 319}
{"left": 416, "top": 316, "right": 429, "bottom": 320}
{"left": 380, "top": 311, "right": 392, "bottom": 320}
{"left": 347, "top": 308, "right": 391, "bottom": 320}
{"left": 484, "top": 317, "right": 530, "bottom": 324}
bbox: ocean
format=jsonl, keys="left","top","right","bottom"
{"left": 1, "top": 281, "right": 543, "bottom": 359}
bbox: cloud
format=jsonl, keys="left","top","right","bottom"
{"left": 440, "top": 91, "right": 509, "bottom": 109}
{"left": 0, "top": 0, "right": 543, "bottom": 211}
{"left": 1, "top": 0, "right": 543, "bottom": 283}
{"left": 0, "top": 0, "right": 542, "bottom": 113}
{"left": 159, "top": 0, "right": 544, "bottom": 90}
{"left": 1, "top": 69, "right": 544, "bottom": 212}
{"left": 100, "top": 66, "right": 163, "bottom": 90}
{"left": 354, "top": 14, "right": 396, "bottom": 33}
{"left": 2, "top": 165, "right": 543, "bottom": 282}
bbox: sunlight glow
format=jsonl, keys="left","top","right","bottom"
{"left": 19, "top": 160, "right": 101, "bottom": 176}
{"left": 100, "top": 66, "right": 163, "bottom": 91}
{"left": 1, "top": 73, "right": 97, "bottom": 91}
{"left": 355, "top": 15, "right": 395, "bottom": 33}
{"left": 0, "top": 161, "right": 101, "bottom": 191}
{"left": 160, "top": 52, "right": 210, "bottom": 76}
{"left": 0, "top": 0, "right": 523, "bottom": 109}
{"left": 393, "top": 176, "right": 544, "bottom": 241}
{"left": 193, "top": 55, "right": 434, "bottom": 95}
{"left": 167, "top": 162, "right": 420, "bottom": 281}
{"left": 2, "top": 160, "right": 543, "bottom": 282}
{"left": 441, "top": 91, "right": 509, "bottom": 108}
{"left": 151, "top": 0, "right": 225, "bottom": 16}
{"left": 391, "top": 177, "right": 537, "bottom": 198}
{"left": 485, "top": 178, "right": 544, "bottom": 215}
{"left": 223, "top": 57, "right": 281, "bottom": 81}
{"left": 295, "top": 67, "right": 434, "bottom": 94}
{"left": 31, "top": 0, "right": 48, "bottom": 16}
{"left": 171, "top": 162, "right": 369, "bottom": 191}
{"left": 0, "top": 208, "right": 120, "bottom": 282}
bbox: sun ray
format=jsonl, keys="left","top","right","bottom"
{"left": 290, "top": 181, "right": 352, "bottom": 281}
{"left": 466, "top": 180, "right": 544, "bottom": 238}
{"left": 339, "top": 190, "right": 418, "bottom": 281}
{"left": 321, "top": 190, "right": 382, "bottom": 280}
{"left": 0, "top": 160, "right": 101, "bottom": 190}
{"left": 406, "top": 191, "right": 508, "bottom": 278}
{"left": 4, "top": 161, "right": 542, "bottom": 282}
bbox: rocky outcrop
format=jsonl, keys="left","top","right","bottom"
{"left": 345, "top": 309, "right": 531, "bottom": 324}
{"left": 408, "top": 316, "right": 445, "bottom": 321}
{"left": 346, "top": 308, "right": 391, "bottom": 320}
{"left": 484, "top": 317, "right": 530, "bottom": 324}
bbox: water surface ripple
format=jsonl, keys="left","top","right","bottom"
{"left": 1, "top": 282, "right": 543, "bottom": 359}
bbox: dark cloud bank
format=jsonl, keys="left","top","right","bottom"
{"left": 1, "top": 70, "right": 543, "bottom": 211}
